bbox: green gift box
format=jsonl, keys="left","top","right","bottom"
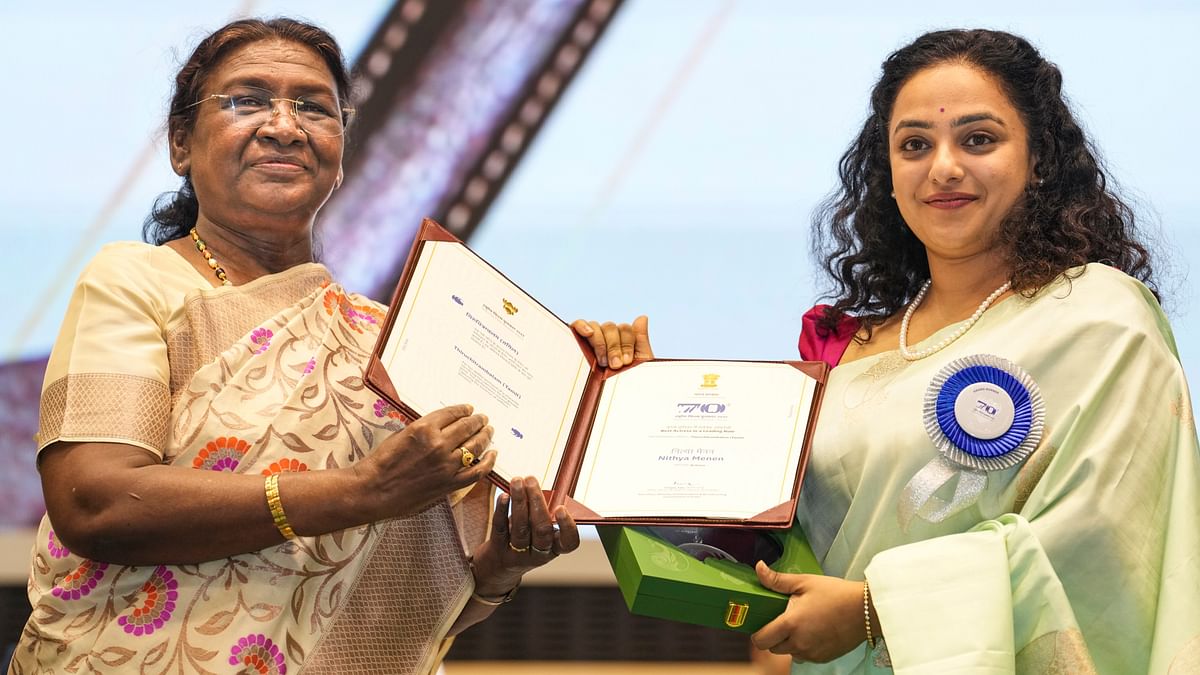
{"left": 598, "top": 524, "right": 822, "bottom": 633}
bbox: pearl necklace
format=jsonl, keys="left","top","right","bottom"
{"left": 189, "top": 227, "right": 232, "bottom": 287}
{"left": 898, "top": 279, "right": 1010, "bottom": 361}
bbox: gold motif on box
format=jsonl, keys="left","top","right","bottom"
{"left": 724, "top": 601, "right": 749, "bottom": 628}
{"left": 701, "top": 374, "right": 720, "bottom": 388}
{"left": 502, "top": 298, "right": 518, "bottom": 315}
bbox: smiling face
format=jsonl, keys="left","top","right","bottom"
{"left": 888, "top": 62, "right": 1035, "bottom": 266}
{"left": 170, "top": 39, "right": 344, "bottom": 237}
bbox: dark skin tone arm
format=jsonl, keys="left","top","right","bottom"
{"left": 40, "top": 404, "right": 496, "bottom": 565}
{"left": 42, "top": 403, "right": 582, "bottom": 632}
{"left": 109, "top": 38, "right": 581, "bottom": 636}
{"left": 448, "top": 476, "right": 581, "bottom": 634}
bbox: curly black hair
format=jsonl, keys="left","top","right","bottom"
{"left": 142, "top": 17, "right": 352, "bottom": 245}
{"left": 812, "top": 29, "right": 1155, "bottom": 337}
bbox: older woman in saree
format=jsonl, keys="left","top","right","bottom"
{"left": 10, "top": 17, "right": 576, "bottom": 675}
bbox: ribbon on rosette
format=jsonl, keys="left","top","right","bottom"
{"left": 899, "top": 354, "right": 1045, "bottom": 531}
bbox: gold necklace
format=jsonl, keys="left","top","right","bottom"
{"left": 189, "top": 227, "right": 232, "bottom": 286}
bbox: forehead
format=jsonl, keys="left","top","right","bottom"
{"left": 890, "top": 63, "right": 1022, "bottom": 125}
{"left": 205, "top": 39, "right": 338, "bottom": 95}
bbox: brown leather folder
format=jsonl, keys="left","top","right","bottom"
{"left": 365, "top": 218, "right": 828, "bottom": 528}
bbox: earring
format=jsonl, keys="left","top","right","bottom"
{"left": 890, "top": 191, "right": 896, "bottom": 198}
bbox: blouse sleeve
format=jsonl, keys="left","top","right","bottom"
{"left": 36, "top": 243, "right": 173, "bottom": 458}
{"left": 798, "top": 304, "right": 858, "bottom": 367}
{"left": 865, "top": 277, "right": 1200, "bottom": 673}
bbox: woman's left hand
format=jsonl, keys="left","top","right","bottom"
{"left": 471, "top": 476, "right": 580, "bottom": 598}
{"left": 571, "top": 315, "right": 653, "bottom": 370}
{"left": 750, "top": 563, "right": 868, "bottom": 664}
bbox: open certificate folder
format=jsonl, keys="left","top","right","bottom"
{"left": 365, "top": 219, "right": 828, "bottom": 527}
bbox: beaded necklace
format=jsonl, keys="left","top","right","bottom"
{"left": 898, "top": 279, "right": 1010, "bottom": 361}
{"left": 189, "top": 227, "right": 232, "bottom": 287}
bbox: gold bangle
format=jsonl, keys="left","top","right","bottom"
{"left": 863, "top": 579, "right": 875, "bottom": 649}
{"left": 265, "top": 473, "right": 296, "bottom": 540}
{"left": 466, "top": 556, "right": 519, "bottom": 606}
{"left": 470, "top": 584, "right": 519, "bottom": 606}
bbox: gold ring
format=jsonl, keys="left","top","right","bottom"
{"left": 457, "top": 446, "right": 475, "bottom": 468}
{"left": 531, "top": 543, "right": 553, "bottom": 555}
{"left": 508, "top": 541, "right": 529, "bottom": 554}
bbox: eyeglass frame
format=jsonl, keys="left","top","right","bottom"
{"left": 177, "top": 87, "right": 356, "bottom": 137}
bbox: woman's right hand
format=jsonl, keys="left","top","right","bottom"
{"left": 355, "top": 404, "right": 497, "bottom": 520}
{"left": 570, "top": 315, "right": 654, "bottom": 369}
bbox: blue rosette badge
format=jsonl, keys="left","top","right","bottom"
{"left": 899, "top": 354, "right": 1045, "bottom": 531}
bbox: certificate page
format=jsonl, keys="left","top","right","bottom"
{"left": 379, "top": 241, "right": 589, "bottom": 485}
{"left": 575, "top": 361, "right": 816, "bottom": 519}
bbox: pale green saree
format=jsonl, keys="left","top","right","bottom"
{"left": 798, "top": 264, "right": 1200, "bottom": 674}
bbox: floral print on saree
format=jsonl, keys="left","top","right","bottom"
{"left": 14, "top": 266, "right": 490, "bottom": 675}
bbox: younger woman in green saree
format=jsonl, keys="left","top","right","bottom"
{"left": 578, "top": 29, "right": 1200, "bottom": 674}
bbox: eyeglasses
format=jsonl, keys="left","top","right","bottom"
{"left": 183, "top": 86, "right": 355, "bottom": 138}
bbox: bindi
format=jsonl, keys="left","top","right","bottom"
{"left": 939, "top": 107, "right": 945, "bottom": 113}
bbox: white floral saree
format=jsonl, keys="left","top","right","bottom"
{"left": 12, "top": 242, "right": 491, "bottom": 674}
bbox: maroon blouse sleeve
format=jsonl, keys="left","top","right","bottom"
{"left": 798, "top": 304, "right": 858, "bottom": 368}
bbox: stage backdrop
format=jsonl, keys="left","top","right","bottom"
{"left": 3, "top": 1, "right": 1197, "bottom": 539}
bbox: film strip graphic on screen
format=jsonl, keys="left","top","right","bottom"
{"left": 0, "top": 0, "right": 625, "bottom": 531}
{"left": 319, "top": 0, "right": 626, "bottom": 301}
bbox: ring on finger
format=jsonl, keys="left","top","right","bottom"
{"left": 531, "top": 543, "right": 553, "bottom": 555}
{"left": 456, "top": 446, "right": 475, "bottom": 468}
{"left": 508, "top": 541, "right": 529, "bottom": 554}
